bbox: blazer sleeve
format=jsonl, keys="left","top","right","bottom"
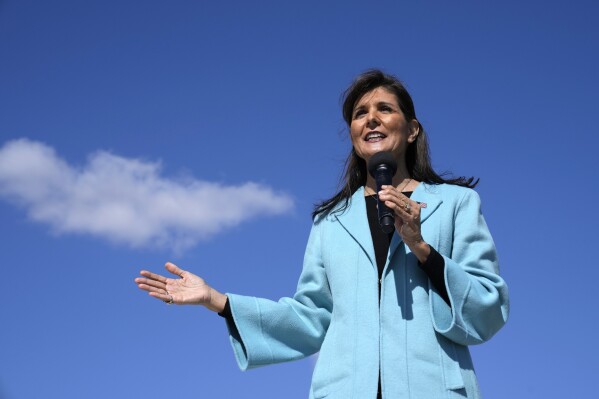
{"left": 225, "top": 219, "right": 333, "bottom": 370}
{"left": 429, "top": 189, "right": 509, "bottom": 346}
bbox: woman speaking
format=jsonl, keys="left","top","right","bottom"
{"left": 135, "top": 69, "right": 509, "bottom": 399}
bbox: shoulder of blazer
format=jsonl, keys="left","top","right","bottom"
{"left": 418, "top": 183, "right": 480, "bottom": 208}
{"left": 314, "top": 186, "right": 365, "bottom": 223}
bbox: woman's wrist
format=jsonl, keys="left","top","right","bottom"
{"left": 409, "top": 238, "right": 431, "bottom": 263}
{"left": 204, "top": 289, "right": 228, "bottom": 313}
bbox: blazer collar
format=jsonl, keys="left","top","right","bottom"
{"left": 334, "top": 183, "right": 443, "bottom": 268}
{"left": 410, "top": 182, "right": 443, "bottom": 224}
{"left": 333, "top": 186, "right": 375, "bottom": 265}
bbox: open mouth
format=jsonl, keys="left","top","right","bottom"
{"left": 365, "top": 131, "right": 387, "bottom": 142}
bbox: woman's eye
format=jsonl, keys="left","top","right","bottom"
{"left": 380, "top": 105, "right": 392, "bottom": 112}
{"left": 353, "top": 109, "right": 366, "bottom": 118}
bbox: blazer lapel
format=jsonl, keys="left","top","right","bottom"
{"left": 410, "top": 182, "right": 442, "bottom": 224}
{"left": 334, "top": 187, "right": 376, "bottom": 268}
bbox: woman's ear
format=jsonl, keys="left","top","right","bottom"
{"left": 407, "top": 119, "right": 420, "bottom": 143}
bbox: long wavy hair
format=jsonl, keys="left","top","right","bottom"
{"left": 313, "top": 69, "right": 478, "bottom": 219}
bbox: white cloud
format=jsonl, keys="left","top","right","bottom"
{"left": 0, "top": 138, "right": 294, "bottom": 252}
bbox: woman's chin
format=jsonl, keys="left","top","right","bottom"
{"left": 361, "top": 148, "right": 399, "bottom": 163}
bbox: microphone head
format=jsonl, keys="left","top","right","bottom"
{"left": 367, "top": 151, "right": 397, "bottom": 178}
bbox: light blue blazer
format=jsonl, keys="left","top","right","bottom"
{"left": 226, "top": 183, "right": 509, "bottom": 398}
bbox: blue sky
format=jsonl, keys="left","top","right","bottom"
{"left": 1, "top": 1, "right": 598, "bottom": 398}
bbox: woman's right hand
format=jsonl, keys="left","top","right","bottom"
{"left": 135, "top": 262, "right": 227, "bottom": 313}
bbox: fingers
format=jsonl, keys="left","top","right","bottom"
{"left": 378, "top": 186, "right": 420, "bottom": 219}
{"left": 377, "top": 185, "right": 426, "bottom": 208}
{"left": 135, "top": 270, "right": 169, "bottom": 296}
{"left": 165, "top": 262, "right": 186, "bottom": 278}
{"left": 135, "top": 275, "right": 166, "bottom": 289}
{"left": 138, "top": 270, "right": 168, "bottom": 284}
{"left": 135, "top": 276, "right": 174, "bottom": 304}
{"left": 135, "top": 263, "right": 189, "bottom": 305}
{"left": 136, "top": 281, "right": 167, "bottom": 295}
{"left": 149, "top": 291, "right": 175, "bottom": 304}
{"left": 386, "top": 199, "right": 416, "bottom": 223}
{"left": 379, "top": 185, "right": 415, "bottom": 203}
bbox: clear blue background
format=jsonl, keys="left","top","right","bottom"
{"left": 1, "top": 1, "right": 598, "bottom": 398}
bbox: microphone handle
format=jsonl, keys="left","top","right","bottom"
{"left": 375, "top": 167, "right": 395, "bottom": 233}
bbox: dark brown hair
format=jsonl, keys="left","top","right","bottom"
{"left": 313, "top": 69, "right": 477, "bottom": 219}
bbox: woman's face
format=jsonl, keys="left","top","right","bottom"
{"left": 350, "top": 87, "right": 419, "bottom": 165}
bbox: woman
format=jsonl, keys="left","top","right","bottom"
{"left": 135, "top": 69, "right": 509, "bottom": 399}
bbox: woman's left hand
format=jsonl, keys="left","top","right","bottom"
{"left": 378, "top": 185, "right": 431, "bottom": 263}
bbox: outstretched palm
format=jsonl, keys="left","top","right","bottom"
{"left": 135, "top": 262, "right": 212, "bottom": 305}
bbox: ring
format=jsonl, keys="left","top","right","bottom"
{"left": 405, "top": 202, "right": 411, "bottom": 212}
{"left": 164, "top": 288, "right": 173, "bottom": 304}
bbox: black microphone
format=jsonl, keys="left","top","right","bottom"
{"left": 367, "top": 151, "right": 397, "bottom": 234}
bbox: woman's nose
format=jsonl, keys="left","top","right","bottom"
{"left": 366, "top": 112, "right": 380, "bottom": 128}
